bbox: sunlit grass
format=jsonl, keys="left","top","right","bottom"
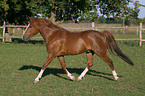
{"left": 0, "top": 41, "right": 145, "bottom": 96}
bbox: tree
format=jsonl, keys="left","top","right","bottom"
{"left": 79, "top": 1, "right": 99, "bottom": 22}
{"left": 25, "top": 0, "right": 91, "bottom": 23}
{"left": 93, "top": 0, "right": 132, "bottom": 19}
{"left": 0, "top": 0, "right": 144, "bottom": 25}
{"left": 132, "top": 1, "right": 140, "bottom": 19}
{"left": 125, "top": 1, "right": 145, "bottom": 25}
{"left": 80, "top": 0, "right": 138, "bottom": 22}
{"left": 26, "top": 0, "right": 137, "bottom": 22}
{"left": 93, "top": 0, "right": 144, "bottom": 25}
{"left": 97, "top": 16, "right": 106, "bottom": 23}
{"left": 0, "top": 0, "right": 32, "bottom": 25}
{"left": 0, "top": 0, "right": 91, "bottom": 24}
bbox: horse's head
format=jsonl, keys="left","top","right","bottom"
{"left": 22, "top": 17, "right": 40, "bottom": 41}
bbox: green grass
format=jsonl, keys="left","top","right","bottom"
{"left": 0, "top": 41, "right": 145, "bottom": 96}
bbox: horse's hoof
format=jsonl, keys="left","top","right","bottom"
{"left": 115, "top": 77, "right": 119, "bottom": 81}
{"left": 77, "top": 78, "right": 82, "bottom": 81}
{"left": 70, "top": 76, "right": 75, "bottom": 81}
{"left": 116, "top": 78, "right": 119, "bottom": 81}
{"left": 34, "top": 80, "right": 39, "bottom": 83}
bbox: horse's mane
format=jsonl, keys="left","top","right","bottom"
{"left": 33, "top": 18, "right": 68, "bottom": 31}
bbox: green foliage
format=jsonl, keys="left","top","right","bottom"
{"left": 0, "top": 0, "right": 144, "bottom": 25}
{"left": 134, "top": 18, "right": 144, "bottom": 25}
{"left": 132, "top": 1, "right": 140, "bottom": 19}
{"left": 25, "top": 0, "right": 91, "bottom": 22}
{"left": 97, "top": 16, "right": 106, "bottom": 23}
{"left": 0, "top": 29, "right": 3, "bottom": 36}
{"left": 0, "top": 0, "right": 32, "bottom": 25}
{"left": 143, "top": 18, "right": 145, "bottom": 25}
{"left": 95, "top": 0, "right": 132, "bottom": 18}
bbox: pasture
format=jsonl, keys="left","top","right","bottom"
{"left": 0, "top": 40, "right": 145, "bottom": 96}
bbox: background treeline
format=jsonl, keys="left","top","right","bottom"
{"left": 79, "top": 16, "right": 145, "bottom": 25}
{"left": 0, "top": 0, "right": 145, "bottom": 25}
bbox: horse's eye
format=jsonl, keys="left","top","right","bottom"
{"left": 29, "top": 26, "right": 32, "bottom": 28}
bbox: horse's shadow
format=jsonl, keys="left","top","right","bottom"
{"left": 18, "top": 65, "right": 122, "bottom": 81}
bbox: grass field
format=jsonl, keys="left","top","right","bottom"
{"left": 0, "top": 41, "right": 145, "bottom": 96}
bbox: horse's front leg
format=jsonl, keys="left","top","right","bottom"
{"left": 58, "top": 56, "right": 75, "bottom": 81}
{"left": 34, "top": 54, "right": 56, "bottom": 83}
{"left": 77, "top": 52, "right": 93, "bottom": 81}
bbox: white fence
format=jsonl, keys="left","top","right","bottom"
{"left": 0, "top": 21, "right": 27, "bottom": 42}
{"left": 139, "top": 23, "right": 145, "bottom": 46}
{"left": 0, "top": 22, "right": 145, "bottom": 46}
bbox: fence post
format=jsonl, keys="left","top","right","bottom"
{"left": 140, "top": 23, "right": 142, "bottom": 46}
{"left": 2, "top": 21, "right": 6, "bottom": 43}
{"left": 92, "top": 22, "right": 95, "bottom": 30}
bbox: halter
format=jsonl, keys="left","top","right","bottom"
{"left": 22, "top": 23, "right": 30, "bottom": 36}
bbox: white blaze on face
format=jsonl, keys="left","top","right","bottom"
{"left": 22, "top": 23, "right": 30, "bottom": 36}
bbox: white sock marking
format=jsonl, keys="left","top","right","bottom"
{"left": 112, "top": 70, "right": 119, "bottom": 80}
{"left": 66, "top": 69, "right": 74, "bottom": 80}
{"left": 35, "top": 69, "right": 44, "bottom": 81}
{"left": 78, "top": 67, "right": 89, "bottom": 80}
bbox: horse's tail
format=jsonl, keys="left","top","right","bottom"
{"left": 103, "top": 31, "right": 134, "bottom": 66}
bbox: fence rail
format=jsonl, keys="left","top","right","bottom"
{"left": 66, "top": 27, "right": 139, "bottom": 34}
{"left": 0, "top": 22, "right": 144, "bottom": 46}
{"left": 5, "top": 25, "right": 27, "bottom": 27}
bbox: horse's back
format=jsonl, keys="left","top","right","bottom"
{"left": 61, "top": 30, "right": 106, "bottom": 55}
{"left": 81, "top": 30, "right": 107, "bottom": 48}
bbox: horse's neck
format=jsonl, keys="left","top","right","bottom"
{"left": 39, "top": 23, "right": 68, "bottom": 43}
{"left": 39, "top": 25, "right": 58, "bottom": 43}
{"left": 39, "top": 28, "right": 51, "bottom": 40}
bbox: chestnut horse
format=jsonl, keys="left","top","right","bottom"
{"left": 22, "top": 17, "right": 134, "bottom": 83}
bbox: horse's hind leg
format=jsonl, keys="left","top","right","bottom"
{"left": 58, "top": 56, "right": 75, "bottom": 81}
{"left": 98, "top": 54, "right": 119, "bottom": 80}
{"left": 77, "top": 51, "right": 93, "bottom": 81}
